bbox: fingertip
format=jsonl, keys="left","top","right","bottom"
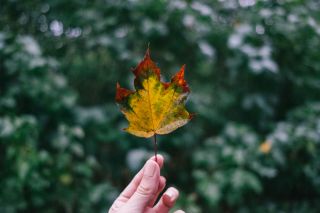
{"left": 163, "top": 187, "right": 179, "bottom": 204}
{"left": 150, "top": 154, "right": 164, "bottom": 168}
{"left": 174, "top": 210, "right": 185, "bottom": 213}
{"left": 159, "top": 176, "right": 166, "bottom": 190}
{"left": 153, "top": 187, "right": 180, "bottom": 212}
{"left": 160, "top": 176, "right": 166, "bottom": 184}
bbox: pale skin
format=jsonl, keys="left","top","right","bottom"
{"left": 109, "top": 155, "right": 185, "bottom": 213}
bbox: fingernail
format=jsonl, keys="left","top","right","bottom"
{"left": 165, "top": 189, "right": 176, "bottom": 202}
{"left": 144, "top": 161, "right": 156, "bottom": 177}
{"left": 166, "top": 189, "right": 174, "bottom": 199}
{"left": 165, "top": 187, "right": 178, "bottom": 202}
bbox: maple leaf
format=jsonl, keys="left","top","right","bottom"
{"left": 115, "top": 48, "right": 193, "bottom": 138}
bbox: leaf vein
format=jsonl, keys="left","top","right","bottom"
{"left": 147, "top": 78, "right": 155, "bottom": 132}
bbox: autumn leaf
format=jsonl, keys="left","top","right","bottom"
{"left": 115, "top": 48, "right": 193, "bottom": 138}
{"left": 259, "top": 140, "right": 272, "bottom": 154}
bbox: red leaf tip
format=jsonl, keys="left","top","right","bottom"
{"left": 132, "top": 48, "right": 160, "bottom": 79}
{"left": 172, "top": 65, "right": 189, "bottom": 92}
{"left": 115, "top": 83, "right": 133, "bottom": 102}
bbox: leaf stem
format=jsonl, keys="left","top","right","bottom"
{"left": 153, "top": 134, "right": 158, "bottom": 162}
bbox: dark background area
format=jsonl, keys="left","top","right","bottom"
{"left": 1, "top": 0, "right": 320, "bottom": 212}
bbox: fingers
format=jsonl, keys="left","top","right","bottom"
{"left": 119, "top": 155, "right": 163, "bottom": 199}
{"left": 109, "top": 155, "right": 163, "bottom": 212}
{"left": 153, "top": 187, "right": 179, "bottom": 213}
{"left": 148, "top": 176, "right": 166, "bottom": 207}
{"left": 125, "top": 160, "right": 160, "bottom": 210}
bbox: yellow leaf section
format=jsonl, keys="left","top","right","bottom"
{"left": 121, "top": 71, "right": 190, "bottom": 138}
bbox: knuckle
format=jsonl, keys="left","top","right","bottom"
{"left": 137, "top": 183, "right": 154, "bottom": 196}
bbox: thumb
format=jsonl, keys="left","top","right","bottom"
{"left": 125, "top": 160, "right": 160, "bottom": 210}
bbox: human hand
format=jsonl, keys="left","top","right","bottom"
{"left": 109, "top": 154, "right": 184, "bottom": 213}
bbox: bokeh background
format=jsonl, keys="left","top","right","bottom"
{"left": 1, "top": 0, "right": 320, "bottom": 212}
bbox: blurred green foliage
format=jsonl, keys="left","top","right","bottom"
{"left": 1, "top": 0, "right": 320, "bottom": 212}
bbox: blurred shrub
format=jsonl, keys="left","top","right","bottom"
{"left": 0, "top": 34, "right": 116, "bottom": 213}
{"left": 191, "top": 102, "right": 320, "bottom": 211}
{"left": 193, "top": 124, "right": 272, "bottom": 210}
{"left": 265, "top": 103, "right": 320, "bottom": 200}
